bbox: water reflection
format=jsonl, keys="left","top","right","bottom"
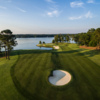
{"left": 1, "top": 37, "right": 75, "bottom": 51}
{"left": 14, "top": 37, "right": 54, "bottom": 50}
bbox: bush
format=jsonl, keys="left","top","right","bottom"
{"left": 52, "top": 40, "right": 55, "bottom": 43}
{"left": 39, "top": 41, "right": 42, "bottom": 44}
{"left": 89, "top": 40, "right": 97, "bottom": 47}
{"left": 43, "top": 41, "right": 45, "bottom": 44}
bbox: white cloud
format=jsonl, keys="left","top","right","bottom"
{"left": 69, "top": 11, "right": 93, "bottom": 20}
{"left": 16, "top": 8, "right": 26, "bottom": 13}
{"left": 69, "top": 16, "right": 82, "bottom": 20}
{"left": 87, "top": 0, "right": 94, "bottom": 3}
{"left": 85, "top": 11, "right": 93, "bottom": 18}
{"left": 45, "top": 0, "right": 54, "bottom": 3}
{"left": 47, "top": 10, "right": 60, "bottom": 17}
{"left": 0, "top": 6, "right": 7, "bottom": 9}
{"left": 70, "top": 1, "right": 84, "bottom": 8}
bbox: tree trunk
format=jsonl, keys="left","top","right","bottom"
{"left": 5, "top": 46, "right": 7, "bottom": 59}
{"left": 0, "top": 44, "right": 1, "bottom": 52}
{"left": 7, "top": 49, "right": 10, "bottom": 60}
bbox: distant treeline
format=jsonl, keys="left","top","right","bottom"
{"left": 14, "top": 34, "right": 76, "bottom": 38}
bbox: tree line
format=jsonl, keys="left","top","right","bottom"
{"left": 52, "top": 34, "right": 70, "bottom": 43}
{"left": 15, "top": 34, "right": 75, "bottom": 38}
{"left": 0, "top": 29, "right": 17, "bottom": 59}
{"left": 72, "top": 28, "right": 100, "bottom": 49}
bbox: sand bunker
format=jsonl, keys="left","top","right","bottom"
{"left": 49, "top": 70, "right": 71, "bottom": 86}
{"left": 53, "top": 46, "right": 59, "bottom": 49}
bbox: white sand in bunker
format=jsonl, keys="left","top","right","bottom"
{"left": 49, "top": 70, "right": 71, "bottom": 86}
{"left": 53, "top": 46, "right": 59, "bottom": 49}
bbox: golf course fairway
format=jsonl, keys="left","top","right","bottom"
{"left": 0, "top": 43, "right": 100, "bottom": 100}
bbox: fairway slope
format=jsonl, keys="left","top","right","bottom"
{"left": 11, "top": 46, "right": 100, "bottom": 100}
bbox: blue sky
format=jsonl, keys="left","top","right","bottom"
{"left": 0, "top": 0, "right": 100, "bottom": 34}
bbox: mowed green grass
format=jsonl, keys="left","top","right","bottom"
{"left": 67, "top": 43, "right": 100, "bottom": 66}
{"left": 0, "top": 54, "right": 27, "bottom": 100}
{"left": 11, "top": 45, "right": 100, "bottom": 100}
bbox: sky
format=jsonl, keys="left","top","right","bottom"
{"left": 0, "top": 0, "right": 100, "bottom": 34}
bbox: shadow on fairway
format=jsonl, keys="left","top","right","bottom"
{"left": 10, "top": 49, "right": 52, "bottom": 56}
{"left": 57, "top": 49, "right": 100, "bottom": 57}
{"left": 10, "top": 48, "right": 100, "bottom": 58}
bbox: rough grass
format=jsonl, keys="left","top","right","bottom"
{"left": 0, "top": 54, "right": 27, "bottom": 100}
{"left": 10, "top": 44, "right": 100, "bottom": 100}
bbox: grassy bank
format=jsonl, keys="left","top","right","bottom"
{"left": 0, "top": 43, "right": 100, "bottom": 100}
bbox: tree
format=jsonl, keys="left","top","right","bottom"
{"left": 87, "top": 28, "right": 95, "bottom": 34}
{"left": 1, "top": 29, "right": 12, "bottom": 35}
{"left": 0, "top": 39, "right": 2, "bottom": 52}
{"left": 66, "top": 35, "right": 70, "bottom": 43}
{"left": 43, "top": 41, "right": 45, "bottom": 44}
{"left": 0, "top": 29, "right": 17, "bottom": 59}
{"left": 72, "top": 28, "right": 100, "bottom": 48}
{"left": 39, "top": 41, "right": 42, "bottom": 44}
{"left": 52, "top": 39, "right": 55, "bottom": 43}
{"left": 54, "top": 35, "right": 58, "bottom": 43}
{"left": 72, "top": 34, "right": 79, "bottom": 44}
{"left": 94, "top": 28, "right": 100, "bottom": 49}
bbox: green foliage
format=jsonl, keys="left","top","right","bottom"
{"left": 1, "top": 29, "right": 12, "bottom": 35}
{"left": 72, "top": 27, "right": 100, "bottom": 48}
{"left": 89, "top": 40, "right": 97, "bottom": 47}
{"left": 39, "top": 41, "right": 42, "bottom": 44}
{"left": 0, "top": 29, "right": 17, "bottom": 59}
{"left": 73, "top": 34, "right": 79, "bottom": 43}
{"left": 52, "top": 39, "right": 55, "bottom": 43}
{"left": 94, "top": 28, "right": 100, "bottom": 48}
{"left": 54, "top": 34, "right": 70, "bottom": 43}
{"left": 65, "top": 35, "right": 70, "bottom": 42}
{"left": 54, "top": 35, "right": 59, "bottom": 43}
{"left": 87, "top": 28, "right": 95, "bottom": 34}
{"left": 43, "top": 41, "right": 45, "bottom": 44}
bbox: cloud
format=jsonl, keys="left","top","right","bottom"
{"left": 47, "top": 10, "right": 60, "bottom": 17}
{"left": 85, "top": 11, "right": 93, "bottom": 18}
{"left": 87, "top": 0, "right": 94, "bottom": 3}
{"left": 44, "top": 0, "right": 60, "bottom": 17}
{"left": 16, "top": 8, "right": 26, "bottom": 13}
{"left": 45, "top": 0, "right": 54, "bottom": 3}
{"left": 69, "top": 11, "right": 93, "bottom": 20}
{"left": 70, "top": 1, "right": 84, "bottom": 8}
{"left": 0, "top": 6, "right": 7, "bottom": 9}
{"left": 69, "top": 16, "right": 82, "bottom": 20}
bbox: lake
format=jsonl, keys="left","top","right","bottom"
{"left": 14, "top": 37, "right": 54, "bottom": 50}
{"left": 1, "top": 37, "right": 75, "bottom": 51}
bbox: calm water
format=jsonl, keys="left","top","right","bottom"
{"left": 14, "top": 37, "right": 54, "bottom": 50}
{"left": 1, "top": 37, "right": 75, "bottom": 51}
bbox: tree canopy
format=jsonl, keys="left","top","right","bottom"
{"left": 0, "top": 29, "right": 17, "bottom": 59}
{"left": 72, "top": 28, "right": 100, "bottom": 49}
